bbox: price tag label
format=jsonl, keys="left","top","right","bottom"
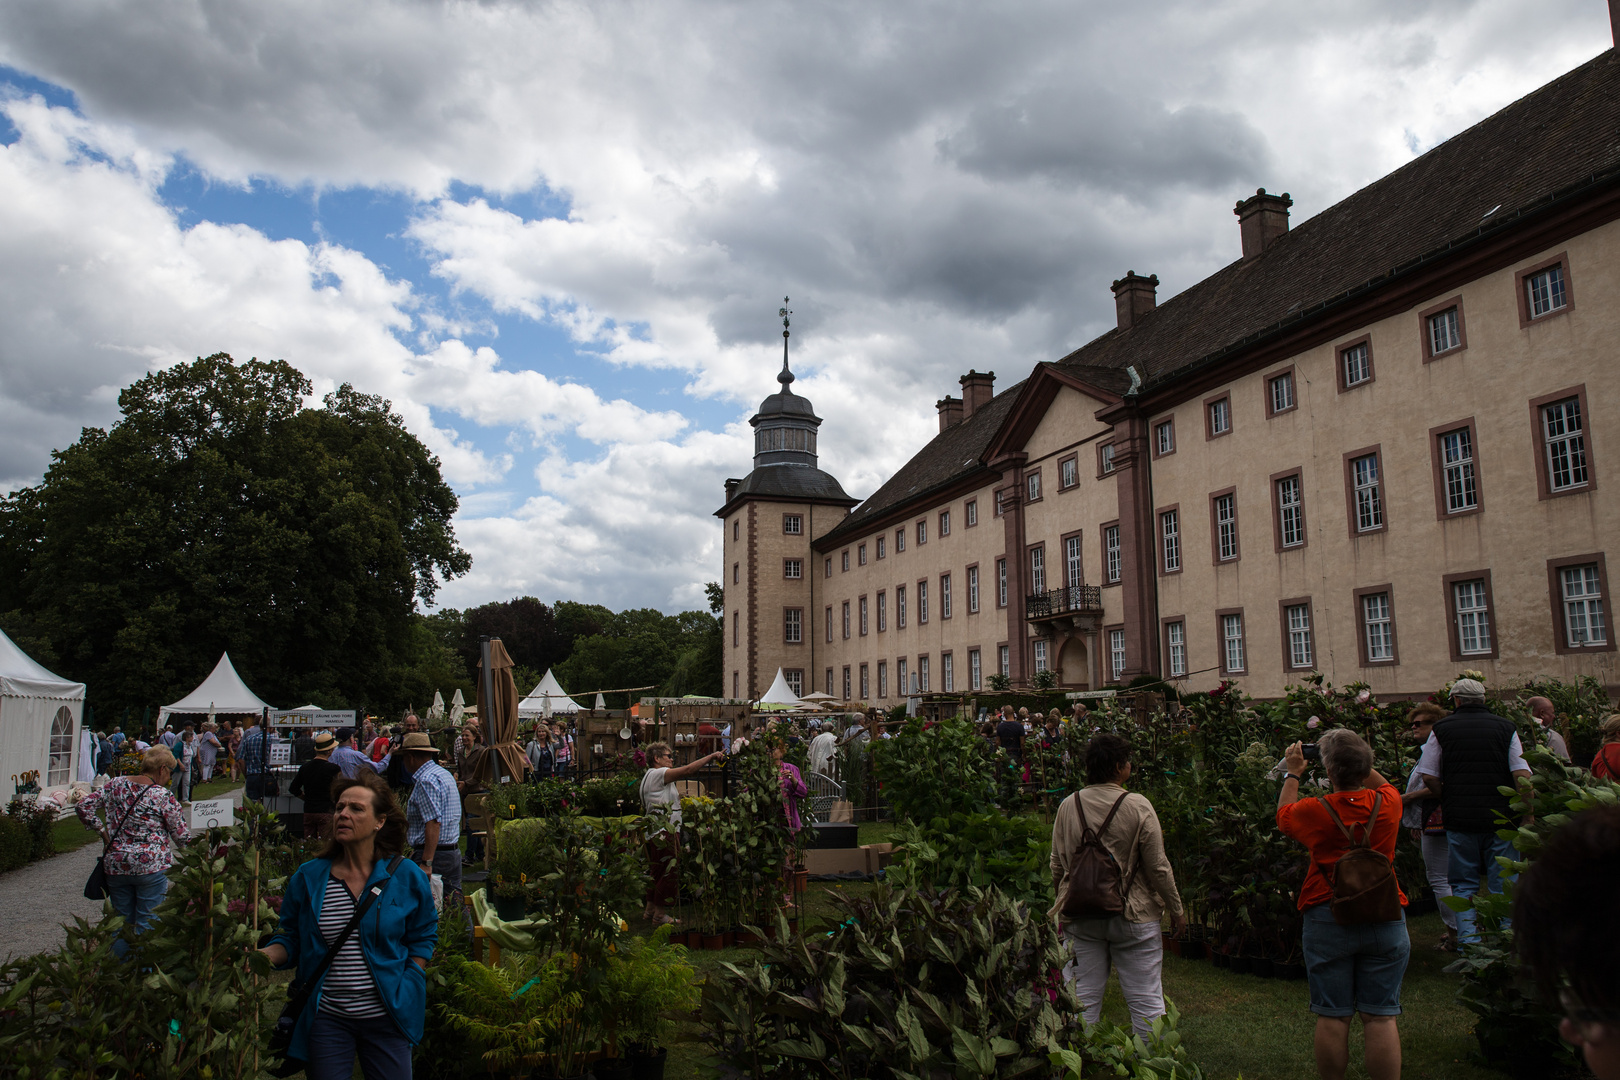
{"left": 190, "top": 797, "right": 235, "bottom": 830}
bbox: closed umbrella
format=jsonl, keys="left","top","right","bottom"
{"left": 449, "top": 688, "right": 465, "bottom": 725}
{"left": 428, "top": 690, "right": 445, "bottom": 722}
{"left": 465, "top": 639, "right": 528, "bottom": 785}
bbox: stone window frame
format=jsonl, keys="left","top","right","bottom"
{"left": 1419, "top": 295, "right": 1468, "bottom": 362}
{"left": 1095, "top": 440, "right": 1117, "bottom": 479}
{"left": 783, "top": 607, "right": 804, "bottom": 645}
{"left": 965, "top": 498, "right": 979, "bottom": 527}
{"left": 1278, "top": 596, "right": 1315, "bottom": 672}
{"left": 1160, "top": 617, "right": 1188, "bottom": 678}
{"left": 1341, "top": 444, "right": 1388, "bottom": 538}
{"left": 1353, "top": 584, "right": 1401, "bottom": 667}
{"left": 1442, "top": 570, "right": 1499, "bottom": 662}
{"left": 1204, "top": 391, "right": 1233, "bottom": 441}
{"left": 1101, "top": 520, "right": 1122, "bottom": 586}
{"left": 1209, "top": 486, "right": 1241, "bottom": 565}
{"left": 1153, "top": 417, "right": 1176, "bottom": 459}
{"left": 1528, "top": 384, "right": 1596, "bottom": 501}
{"left": 1216, "top": 607, "right": 1247, "bottom": 675}
{"left": 1058, "top": 453, "right": 1080, "bottom": 491}
{"left": 1515, "top": 250, "right": 1575, "bottom": 329}
{"left": 783, "top": 558, "right": 803, "bottom": 579}
{"left": 1156, "top": 505, "right": 1182, "bottom": 576}
{"left": 1270, "top": 467, "right": 1308, "bottom": 553}
{"left": 1264, "top": 365, "right": 1299, "bottom": 419}
{"left": 859, "top": 595, "right": 869, "bottom": 636}
{"left": 1336, "top": 333, "right": 1376, "bottom": 393}
{"left": 1428, "top": 417, "right": 1484, "bottom": 520}
{"left": 1546, "top": 552, "right": 1615, "bottom": 655}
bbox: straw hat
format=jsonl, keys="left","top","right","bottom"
{"left": 313, "top": 732, "right": 339, "bottom": 753}
{"left": 399, "top": 732, "right": 440, "bottom": 756}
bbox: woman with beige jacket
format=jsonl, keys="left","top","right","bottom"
{"left": 1048, "top": 733, "right": 1185, "bottom": 1036}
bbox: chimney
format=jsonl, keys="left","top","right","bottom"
{"left": 959, "top": 369, "right": 995, "bottom": 419}
{"left": 936, "top": 395, "right": 964, "bottom": 432}
{"left": 1234, "top": 188, "right": 1293, "bottom": 259}
{"left": 1110, "top": 271, "right": 1159, "bottom": 331}
{"left": 725, "top": 477, "right": 741, "bottom": 501}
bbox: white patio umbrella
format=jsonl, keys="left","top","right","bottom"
{"left": 449, "top": 688, "right": 465, "bottom": 724}
{"left": 427, "top": 690, "right": 445, "bottom": 722}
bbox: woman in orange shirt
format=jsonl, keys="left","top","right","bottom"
{"left": 1276, "top": 729, "right": 1408, "bottom": 1080}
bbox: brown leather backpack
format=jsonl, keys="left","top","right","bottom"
{"left": 1315, "top": 791, "right": 1402, "bottom": 925}
{"left": 1060, "top": 791, "right": 1135, "bottom": 920}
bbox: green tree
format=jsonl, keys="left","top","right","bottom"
{"left": 0, "top": 353, "right": 470, "bottom": 720}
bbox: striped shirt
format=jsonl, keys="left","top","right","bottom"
{"left": 317, "top": 877, "right": 386, "bottom": 1018}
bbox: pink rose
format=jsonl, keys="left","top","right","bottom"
{"left": 1356, "top": 690, "right": 1371, "bottom": 704}
{"left": 1306, "top": 717, "right": 1321, "bottom": 729}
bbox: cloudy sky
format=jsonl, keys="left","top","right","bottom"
{"left": 0, "top": 1, "right": 1608, "bottom": 613}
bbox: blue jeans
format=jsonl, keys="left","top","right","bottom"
{"left": 306, "top": 1009, "right": 412, "bottom": 1080}
{"left": 107, "top": 871, "right": 169, "bottom": 959}
{"left": 1448, "top": 830, "right": 1517, "bottom": 945}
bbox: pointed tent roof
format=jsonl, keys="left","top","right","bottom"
{"left": 160, "top": 652, "right": 274, "bottom": 717}
{"left": 519, "top": 668, "right": 582, "bottom": 715}
{"left": 0, "top": 627, "right": 84, "bottom": 700}
{"left": 758, "top": 668, "right": 800, "bottom": 705}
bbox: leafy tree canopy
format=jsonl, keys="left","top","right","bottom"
{"left": 0, "top": 353, "right": 470, "bottom": 720}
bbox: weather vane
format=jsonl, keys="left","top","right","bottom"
{"left": 777, "top": 297, "right": 793, "bottom": 379}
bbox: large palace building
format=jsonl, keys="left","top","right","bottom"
{"left": 718, "top": 43, "right": 1620, "bottom": 702}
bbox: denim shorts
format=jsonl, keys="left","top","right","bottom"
{"left": 1300, "top": 903, "right": 1410, "bottom": 1018}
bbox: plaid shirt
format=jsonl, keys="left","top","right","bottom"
{"left": 239, "top": 728, "right": 268, "bottom": 775}
{"left": 405, "top": 760, "right": 460, "bottom": 846}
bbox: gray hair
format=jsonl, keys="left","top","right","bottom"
{"left": 644, "top": 741, "right": 671, "bottom": 762}
{"left": 1318, "top": 728, "right": 1374, "bottom": 789}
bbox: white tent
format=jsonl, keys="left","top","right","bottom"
{"left": 519, "top": 669, "right": 582, "bottom": 715}
{"left": 0, "top": 627, "right": 85, "bottom": 792}
{"left": 758, "top": 668, "right": 801, "bottom": 706}
{"left": 159, "top": 652, "right": 274, "bottom": 722}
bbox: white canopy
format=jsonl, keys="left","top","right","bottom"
{"left": 160, "top": 652, "right": 274, "bottom": 719}
{"left": 0, "top": 627, "right": 85, "bottom": 791}
{"left": 758, "top": 668, "right": 801, "bottom": 705}
{"left": 519, "top": 668, "right": 582, "bottom": 715}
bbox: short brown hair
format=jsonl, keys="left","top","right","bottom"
{"left": 644, "top": 742, "right": 672, "bottom": 763}
{"left": 318, "top": 771, "right": 407, "bottom": 858}
{"left": 1084, "top": 734, "right": 1131, "bottom": 785}
{"left": 1408, "top": 702, "right": 1446, "bottom": 725}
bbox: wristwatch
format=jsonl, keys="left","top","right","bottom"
{"left": 1285, "top": 773, "right": 1305, "bottom": 783}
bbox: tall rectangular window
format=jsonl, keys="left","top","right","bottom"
{"left": 918, "top": 655, "right": 930, "bottom": 693}
{"left": 1061, "top": 457, "right": 1078, "bottom": 488}
{"left": 896, "top": 528, "right": 906, "bottom": 553}
{"left": 1110, "top": 629, "right": 1126, "bottom": 681}
{"left": 785, "top": 670, "right": 802, "bottom": 697}
{"left": 997, "top": 559, "right": 1008, "bottom": 606}
{"left": 877, "top": 660, "right": 888, "bottom": 698}
{"left": 1100, "top": 443, "right": 1116, "bottom": 473}
{"left": 965, "top": 500, "right": 977, "bottom": 527}
{"left": 1285, "top": 603, "right": 1313, "bottom": 668}
{"left": 967, "top": 566, "right": 980, "bottom": 612}
{"left": 1030, "top": 547, "right": 1045, "bottom": 593}
{"left": 1027, "top": 471, "right": 1041, "bottom": 502}
{"left": 825, "top": 558, "right": 833, "bottom": 578}
{"left": 783, "top": 514, "right": 802, "bottom": 535}
{"left": 1222, "top": 613, "right": 1246, "bottom": 673}
{"left": 1269, "top": 372, "right": 1295, "bottom": 414}
{"left": 733, "top": 562, "right": 739, "bottom": 583}
{"left": 860, "top": 664, "right": 870, "bottom": 699}
{"left": 1033, "top": 640, "right": 1048, "bottom": 673}
{"left": 1277, "top": 476, "right": 1304, "bottom": 547}
{"left": 842, "top": 601, "right": 850, "bottom": 639}
{"left": 1208, "top": 397, "right": 1231, "bottom": 436}
{"left": 1342, "top": 342, "right": 1371, "bottom": 387}
{"left": 843, "top": 667, "right": 851, "bottom": 701}
{"left": 826, "top": 669, "right": 834, "bottom": 696}
{"left": 939, "top": 510, "right": 951, "bottom": 536}
{"left": 859, "top": 596, "right": 868, "bottom": 635}
{"left": 785, "top": 608, "right": 802, "bottom": 643}
{"left": 940, "top": 574, "right": 952, "bottom": 618}
{"left": 733, "top": 611, "right": 739, "bottom": 647}
{"left": 825, "top": 606, "right": 833, "bottom": 643}
{"left": 1562, "top": 564, "right": 1607, "bottom": 646}
{"left": 877, "top": 590, "right": 887, "bottom": 632}
{"left": 917, "top": 519, "right": 927, "bottom": 545}
{"left": 1440, "top": 429, "right": 1478, "bottom": 512}
{"left": 1105, "top": 526, "right": 1121, "bottom": 583}
{"left": 1429, "top": 307, "right": 1461, "bottom": 354}
{"left": 897, "top": 658, "right": 909, "bottom": 695}
{"left": 1527, "top": 263, "right": 1568, "bottom": 318}
{"left": 1065, "top": 536, "right": 1083, "bottom": 587}
{"left": 1165, "top": 622, "right": 1186, "bottom": 677}
{"left": 1362, "top": 592, "right": 1395, "bottom": 662}
{"left": 1156, "top": 420, "right": 1174, "bottom": 455}
{"left": 877, "top": 536, "right": 886, "bottom": 559}
{"left": 1454, "top": 580, "right": 1492, "bottom": 655}
{"left": 918, "top": 580, "right": 929, "bottom": 624}
{"left": 1214, "top": 493, "right": 1238, "bottom": 561}
{"left": 785, "top": 558, "right": 802, "bottom": 579}
{"left": 897, "top": 585, "right": 907, "bottom": 628}
{"left": 842, "top": 550, "right": 850, "bottom": 572}
{"left": 998, "top": 645, "right": 1010, "bottom": 678}
{"left": 858, "top": 543, "right": 867, "bottom": 566}
{"left": 942, "top": 653, "right": 954, "bottom": 692}
{"left": 1543, "top": 398, "right": 1588, "bottom": 492}
{"left": 969, "top": 649, "right": 981, "bottom": 690}
{"left": 1352, "top": 453, "right": 1383, "bottom": 531}
{"left": 1160, "top": 510, "right": 1180, "bottom": 572}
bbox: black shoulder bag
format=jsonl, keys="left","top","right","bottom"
{"left": 84, "top": 782, "right": 159, "bottom": 901}
{"left": 268, "top": 856, "right": 405, "bottom": 1077}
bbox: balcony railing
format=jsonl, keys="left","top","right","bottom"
{"left": 1026, "top": 585, "right": 1104, "bottom": 620}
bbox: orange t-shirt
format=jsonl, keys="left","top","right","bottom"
{"left": 1276, "top": 782, "right": 1409, "bottom": 912}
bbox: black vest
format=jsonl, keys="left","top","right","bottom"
{"left": 1433, "top": 704, "right": 1518, "bottom": 834}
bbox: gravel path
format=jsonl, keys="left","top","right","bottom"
{"left": 0, "top": 843, "right": 107, "bottom": 962}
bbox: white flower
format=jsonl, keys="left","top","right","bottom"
{"left": 1355, "top": 690, "right": 1371, "bottom": 704}
{"left": 1306, "top": 717, "right": 1321, "bottom": 729}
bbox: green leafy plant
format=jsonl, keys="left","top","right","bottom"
{"left": 599, "top": 923, "right": 699, "bottom": 1050}
{"left": 0, "top": 812, "right": 31, "bottom": 873}
{"left": 889, "top": 812, "right": 1053, "bottom": 906}
{"left": 1031, "top": 669, "right": 1059, "bottom": 691}
{"left": 872, "top": 716, "right": 997, "bottom": 823}
{"left": 5, "top": 797, "right": 56, "bottom": 863}
{"left": 986, "top": 673, "right": 1011, "bottom": 691}
{"left": 1048, "top": 1000, "right": 1204, "bottom": 1079}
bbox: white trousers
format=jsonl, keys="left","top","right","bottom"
{"left": 1063, "top": 917, "right": 1165, "bottom": 1036}
{"left": 1421, "top": 831, "right": 1458, "bottom": 931}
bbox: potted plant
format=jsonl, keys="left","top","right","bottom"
{"left": 490, "top": 817, "right": 546, "bottom": 921}
{"left": 600, "top": 925, "right": 699, "bottom": 1080}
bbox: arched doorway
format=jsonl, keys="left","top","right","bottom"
{"left": 48, "top": 705, "right": 74, "bottom": 786}
{"left": 1058, "top": 636, "right": 1090, "bottom": 691}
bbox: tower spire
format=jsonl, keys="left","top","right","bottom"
{"left": 777, "top": 297, "right": 794, "bottom": 388}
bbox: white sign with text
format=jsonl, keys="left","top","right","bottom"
{"left": 190, "top": 798, "right": 236, "bottom": 830}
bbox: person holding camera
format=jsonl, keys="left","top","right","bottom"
{"left": 1276, "top": 730, "right": 1407, "bottom": 1080}
{"left": 260, "top": 771, "right": 437, "bottom": 1080}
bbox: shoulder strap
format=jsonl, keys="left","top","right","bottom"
{"left": 105, "top": 783, "right": 159, "bottom": 853}
{"left": 1097, "top": 791, "right": 1132, "bottom": 835}
{"left": 294, "top": 856, "right": 406, "bottom": 995}
{"left": 1317, "top": 791, "right": 1383, "bottom": 847}
{"left": 1314, "top": 795, "right": 1355, "bottom": 844}
{"left": 1073, "top": 790, "right": 1091, "bottom": 835}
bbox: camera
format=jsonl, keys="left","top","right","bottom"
{"left": 1301, "top": 743, "right": 1320, "bottom": 761}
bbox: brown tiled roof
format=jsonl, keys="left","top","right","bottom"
{"left": 1052, "top": 48, "right": 1620, "bottom": 389}
{"left": 816, "top": 380, "right": 1024, "bottom": 546}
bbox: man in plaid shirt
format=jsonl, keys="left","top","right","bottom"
{"left": 240, "top": 720, "right": 269, "bottom": 803}
{"left": 398, "top": 732, "right": 463, "bottom": 897}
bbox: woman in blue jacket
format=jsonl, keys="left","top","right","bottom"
{"left": 261, "top": 770, "right": 438, "bottom": 1079}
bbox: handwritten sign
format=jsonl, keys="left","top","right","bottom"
{"left": 190, "top": 797, "right": 236, "bottom": 830}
